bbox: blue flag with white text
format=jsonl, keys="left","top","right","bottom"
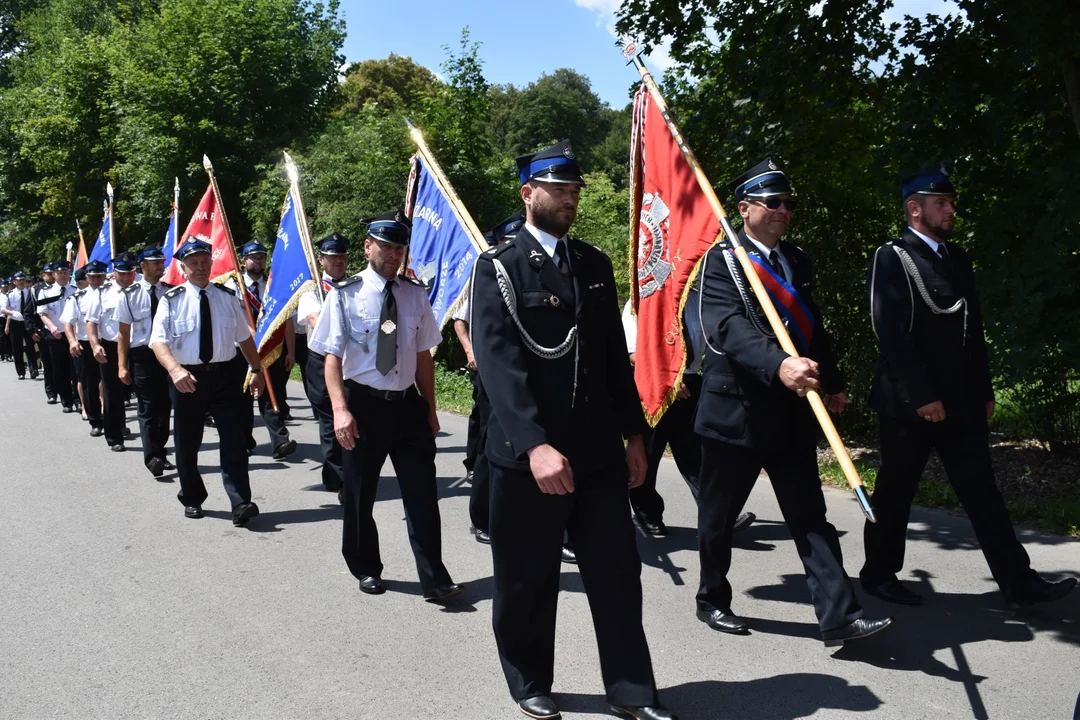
{"left": 405, "top": 154, "right": 479, "bottom": 328}
{"left": 252, "top": 186, "right": 316, "bottom": 367}
{"left": 89, "top": 209, "right": 113, "bottom": 268}
{"left": 162, "top": 203, "right": 178, "bottom": 271}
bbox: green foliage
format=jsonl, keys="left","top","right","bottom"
{"left": 433, "top": 360, "right": 473, "bottom": 415}
{"left": 573, "top": 172, "right": 632, "bottom": 304}
{"left": 338, "top": 53, "right": 436, "bottom": 115}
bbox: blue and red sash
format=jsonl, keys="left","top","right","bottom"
{"left": 729, "top": 249, "right": 815, "bottom": 351}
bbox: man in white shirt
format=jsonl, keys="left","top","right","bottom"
{"left": 87, "top": 252, "right": 139, "bottom": 451}
{"left": 150, "top": 237, "right": 265, "bottom": 524}
{"left": 0, "top": 278, "right": 11, "bottom": 362}
{"left": 117, "top": 245, "right": 175, "bottom": 479}
{"left": 36, "top": 260, "right": 78, "bottom": 412}
{"left": 4, "top": 272, "right": 40, "bottom": 380}
{"left": 33, "top": 263, "right": 60, "bottom": 403}
{"left": 297, "top": 232, "right": 350, "bottom": 496}
{"left": 62, "top": 261, "right": 107, "bottom": 434}
{"left": 309, "top": 211, "right": 460, "bottom": 600}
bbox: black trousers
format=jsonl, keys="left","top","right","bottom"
{"left": 44, "top": 336, "right": 75, "bottom": 407}
{"left": 294, "top": 332, "right": 310, "bottom": 400}
{"left": 9, "top": 320, "right": 37, "bottom": 378}
{"left": 170, "top": 362, "right": 252, "bottom": 509}
{"left": 466, "top": 371, "right": 492, "bottom": 532}
{"left": 241, "top": 354, "right": 290, "bottom": 450}
{"left": 340, "top": 383, "right": 451, "bottom": 592}
{"left": 39, "top": 333, "right": 56, "bottom": 400}
{"left": 78, "top": 341, "right": 103, "bottom": 429}
{"left": 490, "top": 462, "right": 659, "bottom": 706}
{"left": 304, "top": 351, "right": 343, "bottom": 491}
{"left": 861, "top": 414, "right": 1031, "bottom": 591}
{"left": 698, "top": 438, "right": 863, "bottom": 632}
{"left": 130, "top": 345, "right": 172, "bottom": 468}
{"left": 630, "top": 374, "right": 702, "bottom": 523}
{"left": 0, "top": 327, "right": 11, "bottom": 358}
{"left": 99, "top": 340, "right": 126, "bottom": 446}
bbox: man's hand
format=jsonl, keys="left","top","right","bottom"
{"left": 92, "top": 344, "right": 106, "bottom": 364}
{"left": 50, "top": 327, "right": 62, "bottom": 339}
{"left": 626, "top": 435, "right": 647, "bottom": 488}
{"left": 917, "top": 400, "right": 947, "bottom": 423}
{"left": 428, "top": 406, "right": 441, "bottom": 437}
{"left": 333, "top": 408, "right": 359, "bottom": 450}
{"left": 169, "top": 366, "right": 197, "bottom": 393}
{"left": 779, "top": 357, "right": 820, "bottom": 397}
{"left": 32, "top": 332, "right": 41, "bottom": 342}
{"left": 986, "top": 401, "right": 995, "bottom": 421}
{"left": 823, "top": 390, "right": 851, "bottom": 414}
{"left": 69, "top": 341, "right": 81, "bottom": 358}
{"left": 249, "top": 372, "right": 265, "bottom": 397}
{"left": 676, "top": 383, "right": 691, "bottom": 401}
{"left": 283, "top": 353, "right": 295, "bottom": 373}
{"left": 119, "top": 365, "right": 132, "bottom": 385}
{"left": 527, "top": 443, "right": 574, "bottom": 495}
{"left": 465, "top": 349, "right": 477, "bottom": 373}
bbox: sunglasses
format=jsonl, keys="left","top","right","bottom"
{"left": 752, "top": 197, "right": 799, "bottom": 211}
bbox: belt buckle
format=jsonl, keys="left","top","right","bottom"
{"left": 382, "top": 389, "right": 394, "bottom": 401}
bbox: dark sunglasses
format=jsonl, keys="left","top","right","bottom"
{"left": 753, "top": 197, "right": 799, "bottom": 211}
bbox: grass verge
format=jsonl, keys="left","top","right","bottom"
{"left": 819, "top": 458, "right": 1080, "bottom": 537}
{"left": 289, "top": 360, "right": 474, "bottom": 415}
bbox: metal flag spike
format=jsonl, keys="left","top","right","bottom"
{"left": 106, "top": 182, "right": 114, "bottom": 201}
{"left": 855, "top": 485, "right": 877, "bottom": 523}
{"left": 174, "top": 176, "right": 179, "bottom": 195}
{"left": 202, "top": 154, "right": 214, "bottom": 174}
{"left": 75, "top": 219, "right": 81, "bottom": 232}
{"left": 283, "top": 150, "right": 299, "bottom": 184}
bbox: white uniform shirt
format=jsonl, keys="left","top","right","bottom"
{"left": 116, "top": 278, "right": 171, "bottom": 348}
{"left": 60, "top": 290, "right": 94, "bottom": 341}
{"left": 297, "top": 273, "right": 336, "bottom": 330}
{"left": 7, "top": 287, "right": 31, "bottom": 321}
{"left": 149, "top": 282, "right": 251, "bottom": 365}
{"left": 524, "top": 222, "right": 570, "bottom": 269}
{"left": 308, "top": 266, "right": 442, "bottom": 391}
{"left": 85, "top": 281, "right": 128, "bottom": 342}
{"left": 0, "top": 291, "right": 8, "bottom": 316}
{"left": 451, "top": 297, "right": 469, "bottom": 323}
{"left": 36, "top": 283, "right": 75, "bottom": 328}
{"left": 908, "top": 225, "right": 947, "bottom": 256}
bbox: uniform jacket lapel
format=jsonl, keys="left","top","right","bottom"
{"left": 517, "top": 228, "right": 576, "bottom": 311}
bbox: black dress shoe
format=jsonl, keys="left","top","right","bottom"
{"left": 184, "top": 506, "right": 203, "bottom": 519}
{"left": 232, "top": 502, "right": 260, "bottom": 526}
{"left": 110, "top": 443, "right": 125, "bottom": 452}
{"left": 337, "top": 489, "right": 344, "bottom": 505}
{"left": 696, "top": 608, "right": 749, "bottom": 634}
{"left": 634, "top": 512, "right": 669, "bottom": 537}
{"left": 147, "top": 457, "right": 166, "bottom": 478}
{"left": 423, "top": 583, "right": 464, "bottom": 601}
{"left": 17, "top": 375, "right": 25, "bottom": 380}
{"left": 472, "top": 526, "right": 491, "bottom": 545}
{"left": 163, "top": 460, "right": 175, "bottom": 471}
{"left": 822, "top": 617, "right": 894, "bottom": 647}
{"left": 359, "top": 575, "right": 386, "bottom": 595}
{"left": 1004, "top": 573, "right": 1077, "bottom": 609}
{"left": 561, "top": 543, "right": 577, "bottom": 564}
{"left": 62, "top": 405, "right": 74, "bottom": 414}
{"left": 204, "top": 414, "right": 216, "bottom": 428}
{"left": 90, "top": 427, "right": 104, "bottom": 437}
{"left": 732, "top": 511, "right": 756, "bottom": 533}
{"left": 611, "top": 704, "right": 679, "bottom": 720}
{"left": 518, "top": 695, "right": 560, "bottom": 719}
{"left": 862, "top": 578, "right": 923, "bottom": 606}
{"left": 272, "top": 439, "right": 297, "bottom": 460}
{"left": 47, "top": 397, "right": 58, "bottom": 405}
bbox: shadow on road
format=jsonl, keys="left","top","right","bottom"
{"left": 203, "top": 504, "right": 341, "bottom": 532}
{"left": 554, "top": 673, "right": 882, "bottom": 718}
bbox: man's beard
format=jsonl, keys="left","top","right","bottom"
{"left": 531, "top": 194, "right": 576, "bottom": 237}
{"left": 929, "top": 219, "right": 955, "bottom": 240}
{"left": 246, "top": 267, "right": 264, "bottom": 279}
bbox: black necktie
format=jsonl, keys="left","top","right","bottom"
{"left": 248, "top": 281, "right": 261, "bottom": 300}
{"left": 936, "top": 245, "right": 949, "bottom": 260}
{"left": 20, "top": 290, "right": 26, "bottom": 312}
{"left": 376, "top": 280, "right": 397, "bottom": 376}
{"left": 554, "top": 242, "right": 575, "bottom": 299}
{"left": 149, "top": 285, "right": 158, "bottom": 319}
{"left": 199, "top": 289, "right": 213, "bottom": 363}
{"left": 769, "top": 250, "right": 787, "bottom": 282}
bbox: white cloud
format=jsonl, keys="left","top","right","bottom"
{"left": 573, "top": 0, "right": 676, "bottom": 72}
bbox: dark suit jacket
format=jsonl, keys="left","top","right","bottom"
{"left": 694, "top": 230, "right": 844, "bottom": 450}
{"left": 868, "top": 228, "right": 993, "bottom": 424}
{"left": 472, "top": 227, "right": 647, "bottom": 473}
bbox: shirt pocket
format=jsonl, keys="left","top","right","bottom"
{"left": 171, "top": 316, "right": 196, "bottom": 338}
{"left": 348, "top": 315, "right": 379, "bottom": 352}
{"left": 399, "top": 315, "right": 423, "bottom": 353}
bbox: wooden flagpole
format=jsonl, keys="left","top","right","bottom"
{"left": 202, "top": 154, "right": 280, "bottom": 413}
{"left": 283, "top": 151, "right": 323, "bottom": 300}
{"left": 622, "top": 46, "right": 876, "bottom": 522}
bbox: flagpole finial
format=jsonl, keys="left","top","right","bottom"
{"left": 202, "top": 155, "right": 214, "bottom": 173}
{"left": 283, "top": 151, "right": 299, "bottom": 184}
{"left": 75, "top": 218, "right": 81, "bottom": 231}
{"left": 174, "top": 176, "right": 180, "bottom": 194}
{"left": 66, "top": 240, "right": 73, "bottom": 251}
{"left": 106, "top": 182, "right": 114, "bottom": 201}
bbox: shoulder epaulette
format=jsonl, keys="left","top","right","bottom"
{"left": 334, "top": 274, "right": 363, "bottom": 290}
{"left": 484, "top": 241, "right": 514, "bottom": 259}
{"left": 100, "top": 281, "right": 113, "bottom": 290}
{"left": 398, "top": 274, "right": 424, "bottom": 288}
{"left": 73, "top": 288, "right": 87, "bottom": 298}
{"left": 160, "top": 281, "right": 174, "bottom": 290}
{"left": 121, "top": 283, "right": 140, "bottom": 295}
{"left": 164, "top": 285, "right": 185, "bottom": 299}
{"left": 212, "top": 281, "right": 236, "bottom": 296}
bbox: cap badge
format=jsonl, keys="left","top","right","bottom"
{"left": 768, "top": 159, "right": 777, "bottom": 171}
{"left": 381, "top": 320, "right": 396, "bottom": 335}
{"left": 563, "top": 146, "right": 576, "bottom": 160}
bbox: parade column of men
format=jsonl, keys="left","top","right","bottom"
{"left": 308, "top": 211, "right": 462, "bottom": 600}
{"left": 36, "top": 260, "right": 78, "bottom": 413}
{"left": 117, "top": 245, "right": 176, "bottom": 479}
{"left": 86, "top": 253, "right": 140, "bottom": 452}
{"left": 60, "top": 262, "right": 106, "bottom": 434}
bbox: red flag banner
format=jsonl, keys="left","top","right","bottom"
{"left": 629, "top": 83, "right": 724, "bottom": 425}
{"left": 74, "top": 236, "right": 89, "bottom": 270}
{"left": 162, "top": 183, "right": 238, "bottom": 286}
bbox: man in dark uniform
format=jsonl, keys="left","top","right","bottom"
{"left": 298, "top": 233, "right": 350, "bottom": 498}
{"left": 150, "top": 238, "right": 265, "bottom": 523}
{"left": 36, "top": 260, "right": 77, "bottom": 412}
{"left": 454, "top": 210, "right": 524, "bottom": 545}
{"left": 308, "top": 212, "right": 462, "bottom": 601}
{"left": 694, "top": 158, "right": 892, "bottom": 647}
{"left": 32, "top": 263, "right": 57, "bottom": 402}
{"left": 861, "top": 163, "right": 1076, "bottom": 609}
{"left": 118, "top": 245, "right": 175, "bottom": 479}
{"left": 472, "top": 141, "right": 675, "bottom": 720}
{"left": 0, "top": 277, "right": 12, "bottom": 361}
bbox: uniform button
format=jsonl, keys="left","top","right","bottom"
{"left": 584, "top": 396, "right": 590, "bottom": 403}
{"left": 504, "top": 441, "right": 511, "bottom": 447}
{"left": 583, "top": 368, "right": 589, "bottom": 375}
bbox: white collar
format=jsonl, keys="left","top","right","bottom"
{"left": 525, "top": 222, "right": 568, "bottom": 261}
{"left": 743, "top": 231, "right": 781, "bottom": 259}
{"left": 242, "top": 272, "right": 265, "bottom": 286}
{"left": 908, "top": 226, "right": 945, "bottom": 254}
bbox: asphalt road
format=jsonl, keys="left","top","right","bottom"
{"left": 1, "top": 370, "right": 1078, "bottom": 720}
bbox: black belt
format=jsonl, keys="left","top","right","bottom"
{"left": 345, "top": 380, "right": 418, "bottom": 401}
{"left": 182, "top": 362, "right": 229, "bottom": 373}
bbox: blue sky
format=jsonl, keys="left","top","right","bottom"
{"left": 338, "top": 0, "right": 958, "bottom": 108}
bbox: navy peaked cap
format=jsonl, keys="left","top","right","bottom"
{"left": 516, "top": 140, "right": 586, "bottom": 187}
{"left": 729, "top": 158, "right": 793, "bottom": 201}
{"left": 362, "top": 211, "right": 411, "bottom": 246}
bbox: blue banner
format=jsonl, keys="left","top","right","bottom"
{"left": 162, "top": 207, "right": 178, "bottom": 270}
{"left": 407, "top": 155, "right": 478, "bottom": 328}
{"left": 89, "top": 209, "right": 112, "bottom": 268}
{"left": 253, "top": 186, "right": 315, "bottom": 363}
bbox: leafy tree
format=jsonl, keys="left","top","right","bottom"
{"left": 338, "top": 53, "right": 437, "bottom": 115}
{"left": 573, "top": 171, "right": 632, "bottom": 303}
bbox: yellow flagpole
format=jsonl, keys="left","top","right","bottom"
{"left": 283, "top": 151, "right": 323, "bottom": 299}
{"left": 622, "top": 45, "right": 876, "bottom": 522}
